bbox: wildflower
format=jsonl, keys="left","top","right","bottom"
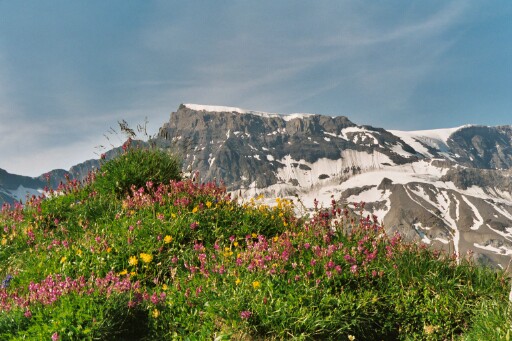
{"left": 350, "top": 265, "right": 358, "bottom": 274}
{"left": 1, "top": 275, "right": 13, "bottom": 288}
{"left": 152, "top": 309, "right": 160, "bottom": 318}
{"left": 51, "top": 332, "right": 59, "bottom": 341}
{"left": 164, "top": 235, "right": 173, "bottom": 244}
{"left": 235, "top": 278, "right": 241, "bottom": 285}
{"left": 119, "top": 269, "right": 128, "bottom": 276}
{"left": 24, "top": 309, "right": 32, "bottom": 318}
{"left": 162, "top": 284, "right": 168, "bottom": 291}
{"left": 106, "top": 247, "right": 112, "bottom": 253}
{"left": 233, "top": 241, "right": 239, "bottom": 247}
{"left": 348, "top": 335, "right": 356, "bottom": 341}
{"left": 190, "top": 222, "right": 199, "bottom": 230}
{"left": 128, "top": 256, "right": 138, "bottom": 266}
{"left": 424, "top": 325, "right": 438, "bottom": 335}
{"left": 140, "top": 253, "right": 153, "bottom": 264}
{"left": 60, "top": 256, "right": 67, "bottom": 264}
{"left": 206, "top": 201, "right": 212, "bottom": 208}
{"left": 1, "top": 238, "right": 6, "bottom": 246}
{"left": 192, "top": 206, "right": 199, "bottom": 213}
{"left": 252, "top": 281, "right": 261, "bottom": 289}
{"left": 240, "top": 310, "right": 252, "bottom": 319}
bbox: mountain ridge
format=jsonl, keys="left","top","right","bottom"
{"left": 2, "top": 103, "right": 511, "bottom": 270}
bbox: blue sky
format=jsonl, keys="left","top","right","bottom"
{"left": 0, "top": 1, "right": 510, "bottom": 176}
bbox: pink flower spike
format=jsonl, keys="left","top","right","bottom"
{"left": 240, "top": 310, "right": 252, "bottom": 319}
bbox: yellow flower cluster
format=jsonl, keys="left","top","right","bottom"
{"left": 252, "top": 281, "right": 261, "bottom": 289}
{"left": 164, "top": 235, "right": 173, "bottom": 244}
{"left": 140, "top": 252, "right": 153, "bottom": 263}
{"left": 128, "top": 256, "right": 138, "bottom": 266}
{"left": 152, "top": 309, "right": 160, "bottom": 318}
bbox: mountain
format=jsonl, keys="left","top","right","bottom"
{"left": 0, "top": 147, "right": 122, "bottom": 205}
{"left": 2, "top": 103, "right": 511, "bottom": 270}
{"left": 156, "top": 104, "right": 512, "bottom": 270}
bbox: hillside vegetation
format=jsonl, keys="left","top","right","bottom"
{"left": 0, "top": 146, "right": 510, "bottom": 340}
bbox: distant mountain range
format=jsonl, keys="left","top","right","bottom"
{"left": 2, "top": 103, "right": 512, "bottom": 270}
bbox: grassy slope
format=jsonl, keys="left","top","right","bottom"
{"left": 0, "top": 148, "right": 510, "bottom": 340}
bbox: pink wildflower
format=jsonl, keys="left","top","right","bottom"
{"left": 240, "top": 310, "right": 252, "bottom": 319}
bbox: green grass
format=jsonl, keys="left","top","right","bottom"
{"left": 0, "top": 147, "right": 510, "bottom": 340}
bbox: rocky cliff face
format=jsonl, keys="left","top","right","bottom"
{"left": 155, "top": 104, "right": 512, "bottom": 270}
{"left": 157, "top": 104, "right": 417, "bottom": 190}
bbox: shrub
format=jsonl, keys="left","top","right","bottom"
{"left": 93, "top": 145, "right": 181, "bottom": 197}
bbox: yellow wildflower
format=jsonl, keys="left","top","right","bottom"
{"left": 140, "top": 253, "right": 153, "bottom": 264}
{"left": 423, "top": 325, "right": 439, "bottom": 335}
{"left": 251, "top": 233, "right": 257, "bottom": 238}
{"left": 152, "top": 309, "right": 160, "bottom": 318}
{"left": 128, "top": 256, "right": 138, "bottom": 266}
{"left": 1, "top": 238, "right": 7, "bottom": 246}
{"left": 164, "top": 235, "right": 173, "bottom": 244}
{"left": 119, "top": 269, "right": 128, "bottom": 275}
{"left": 106, "top": 247, "right": 112, "bottom": 253}
{"left": 348, "top": 336, "right": 356, "bottom": 341}
{"left": 206, "top": 201, "right": 212, "bottom": 208}
{"left": 76, "top": 249, "right": 82, "bottom": 257}
{"left": 273, "top": 236, "right": 279, "bottom": 242}
{"left": 192, "top": 206, "right": 199, "bottom": 213}
{"left": 60, "top": 256, "right": 67, "bottom": 264}
{"left": 162, "top": 284, "right": 168, "bottom": 291}
{"left": 130, "top": 271, "right": 137, "bottom": 276}
{"left": 252, "top": 281, "right": 261, "bottom": 289}
{"left": 171, "top": 213, "right": 177, "bottom": 219}
{"left": 233, "top": 241, "right": 239, "bottom": 247}
{"left": 235, "top": 278, "right": 241, "bottom": 285}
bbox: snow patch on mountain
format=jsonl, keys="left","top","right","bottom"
{"left": 183, "top": 104, "right": 316, "bottom": 121}
{"left": 0, "top": 185, "right": 41, "bottom": 202}
{"left": 274, "top": 151, "right": 393, "bottom": 188}
{"left": 389, "top": 126, "right": 471, "bottom": 156}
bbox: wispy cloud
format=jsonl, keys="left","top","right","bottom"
{"left": 1, "top": 1, "right": 509, "bottom": 176}
{"left": 130, "top": 1, "right": 473, "bottom": 119}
